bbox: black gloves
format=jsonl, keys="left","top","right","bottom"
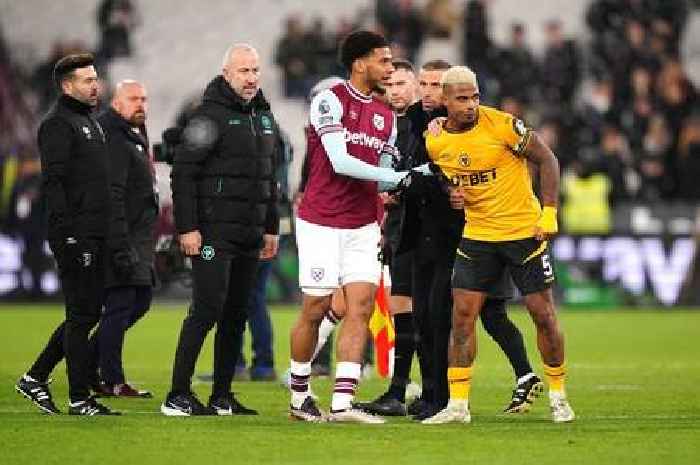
{"left": 389, "top": 169, "right": 424, "bottom": 197}
{"left": 111, "top": 243, "right": 139, "bottom": 278}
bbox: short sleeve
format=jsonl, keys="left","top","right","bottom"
{"left": 500, "top": 113, "right": 532, "bottom": 156}
{"left": 309, "top": 89, "right": 343, "bottom": 136}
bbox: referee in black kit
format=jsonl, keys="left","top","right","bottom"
{"left": 15, "top": 53, "right": 119, "bottom": 416}
{"left": 161, "top": 43, "right": 279, "bottom": 416}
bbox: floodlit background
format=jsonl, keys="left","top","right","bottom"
{"left": 1, "top": 0, "right": 699, "bottom": 306}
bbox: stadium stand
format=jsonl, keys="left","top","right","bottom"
{"left": 0, "top": 0, "right": 698, "bottom": 304}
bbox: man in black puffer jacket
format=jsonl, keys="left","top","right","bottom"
{"left": 161, "top": 43, "right": 279, "bottom": 416}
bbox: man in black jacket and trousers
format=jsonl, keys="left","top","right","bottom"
{"left": 88, "top": 80, "right": 157, "bottom": 398}
{"left": 15, "top": 53, "right": 118, "bottom": 416}
{"left": 161, "top": 43, "right": 279, "bottom": 416}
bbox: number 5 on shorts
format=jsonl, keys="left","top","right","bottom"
{"left": 542, "top": 253, "right": 553, "bottom": 277}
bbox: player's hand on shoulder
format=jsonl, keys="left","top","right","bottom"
{"left": 427, "top": 117, "right": 447, "bottom": 136}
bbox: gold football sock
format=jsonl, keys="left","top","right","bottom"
{"left": 544, "top": 363, "right": 566, "bottom": 395}
{"left": 448, "top": 366, "right": 473, "bottom": 401}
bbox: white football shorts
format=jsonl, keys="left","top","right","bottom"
{"left": 296, "top": 217, "right": 382, "bottom": 296}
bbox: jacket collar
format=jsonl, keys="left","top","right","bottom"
{"left": 58, "top": 94, "right": 94, "bottom": 115}
{"left": 202, "top": 75, "right": 271, "bottom": 113}
{"left": 101, "top": 107, "right": 148, "bottom": 146}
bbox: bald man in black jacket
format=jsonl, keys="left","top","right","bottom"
{"left": 87, "top": 80, "right": 157, "bottom": 399}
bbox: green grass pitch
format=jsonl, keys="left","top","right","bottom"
{"left": 1, "top": 304, "right": 699, "bottom": 465}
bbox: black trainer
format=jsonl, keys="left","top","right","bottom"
{"left": 161, "top": 392, "right": 214, "bottom": 416}
{"left": 412, "top": 402, "right": 441, "bottom": 421}
{"left": 208, "top": 392, "right": 258, "bottom": 415}
{"left": 15, "top": 374, "right": 60, "bottom": 414}
{"left": 503, "top": 375, "right": 545, "bottom": 413}
{"left": 289, "top": 396, "right": 325, "bottom": 422}
{"left": 353, "top": 391, "right": 406, "bottom": 416}
{"left": 407, "top": 396, "right": 428, "bottom": 416}
{"left": 68, "top": 397, "right": 121, "bottom": 416}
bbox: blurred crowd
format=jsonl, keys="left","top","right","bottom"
{"left": 1, "top": 0, "right": 699, "bottom": 246}
{"left": 0, "top": 1, "right": 140, "bottom": 296}
{"left": 275, "top": 0, "right": 700, "bottom": 204}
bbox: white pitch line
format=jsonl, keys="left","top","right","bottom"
{"left": 594, "top": 384, "right": 643, "bottom": 391}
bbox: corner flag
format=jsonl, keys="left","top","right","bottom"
{"left": 368, "top": 272, "right": 395, "bottom": 377}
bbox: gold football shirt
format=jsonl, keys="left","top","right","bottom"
{"left": 426, "top": 105, "right": 542, "bottom": 241}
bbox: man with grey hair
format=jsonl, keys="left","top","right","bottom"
{"left": 162, "top": 43, "right": 280, "bottom": 416}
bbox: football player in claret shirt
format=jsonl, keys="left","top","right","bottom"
{"left": 287, "top": 30, "right": 427, "bottom": 424}
{"left": 421, "top": 66, "right": 575, "bottom": 425}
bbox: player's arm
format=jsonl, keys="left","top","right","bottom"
{"left": 523, "top": 131, "right": 561, "bottom": 240}
{"left": 310, "top": 90, "right": 406, "bottom": 188}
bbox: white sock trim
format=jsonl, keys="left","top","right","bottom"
{"left": 517, "top": 372, "right": 536, "bottom": 385}
{"left": 335, "top": 361, "right": 362, "bottom": 380}
{"left": 448, "top": 398, "right": 469, "bottom": 409}
{"left": 290, "top": 360, "right": 312, "bottom": 377}
{"left": 549, "top": 390, "right": 567, "bottom": 401}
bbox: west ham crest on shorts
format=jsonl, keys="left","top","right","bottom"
{"left": 311, "top": 267, "right": 325, "bottom": 282}
{"left": 372, "top": 114, "right": 385, "bottom": 131}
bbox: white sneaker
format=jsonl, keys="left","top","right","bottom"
{"left": 289, "top": 397, "right": 326, "bottom": 423}
{"left": 421, "top": 402, "right": 471, "bottom": 425}
{"left": 550, "top": 396, "right": 575, "bottom": 423}
{"left": 328, "top": 408, "right": 386, "bottom": 424}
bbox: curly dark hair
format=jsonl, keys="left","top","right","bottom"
{"left": 338, "top": 30, "right": 388, "bottom": 72}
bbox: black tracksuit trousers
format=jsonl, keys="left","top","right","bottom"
{"left": 28, "top": 239, "right": 105, "bottom": 402}
{"left": 170, "top": 250, "right": 258, "bottom": 397}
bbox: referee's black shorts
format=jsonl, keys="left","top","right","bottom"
{"left": 452, "top": 237, "right": 555, "bottom": 296}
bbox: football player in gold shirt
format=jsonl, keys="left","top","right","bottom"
{"left": 421, "top": 66, "right": 575, "bottom": 424}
